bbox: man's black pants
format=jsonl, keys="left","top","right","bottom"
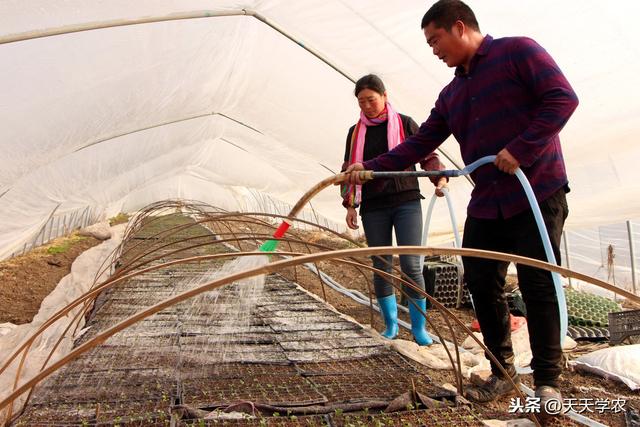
{"left": 462, "top": 188, "right": 568, "bottom": 388}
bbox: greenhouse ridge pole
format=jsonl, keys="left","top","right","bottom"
{"left": 0, "top": 9, "right": 352, "bottom": 79}
{"left": 0, "top": 11, "right": 244, "bottom": 45}
{"left": 0, "top": 9, "right": 355, "bottom": 81}
{"left": 0, "top": 8, "right": 469, "bottom": 179}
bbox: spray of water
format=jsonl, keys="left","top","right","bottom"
{"left": 76, "top": 254, "right": 270, "bottom": 402}
{"left": 166, "top": 254, "right": 271, "bottom": 386}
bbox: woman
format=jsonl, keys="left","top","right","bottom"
{"left": 340, "top": 74, "right": 445, "bottom": 345}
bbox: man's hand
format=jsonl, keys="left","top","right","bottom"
{"left": 345, "top": 207, "right": 359, "bottom": 230}
{"left": 494, "top": 148, "right": 520, "bottom": 175}
{"left": 345, "top": 162, "right": 365, "bottom": 184}
{"left": 434, "top": 176, "right": 447, "bottom": 197}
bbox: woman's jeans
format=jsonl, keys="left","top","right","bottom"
{"left": 361, "top": 199, "right": 426, "bottom": 299}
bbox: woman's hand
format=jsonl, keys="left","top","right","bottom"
{"left": 435, "top": 176, "right": 447, "bottom": 197}
{"left": 345, "top": 207, "right": 359, "bottom": 229}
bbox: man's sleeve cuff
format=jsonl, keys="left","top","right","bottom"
{"left": 506, "top": 138, "right": 537, "bottom": 168}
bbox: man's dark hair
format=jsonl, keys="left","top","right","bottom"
{"left": 354, "top": 74, "right": 386, "bottom": 97}
{"left": 421, "top": 0, "right": 480, "bottom": 32}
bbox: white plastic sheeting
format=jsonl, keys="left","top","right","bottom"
{"left": 0, "top": 224, "right": 124, "bottom": 407}
{"left": 1, "top": 1, "right": 639, "bottom": 261}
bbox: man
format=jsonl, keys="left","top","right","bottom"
{"left": 345, "top": 0, "right": 578, "bottom": 412}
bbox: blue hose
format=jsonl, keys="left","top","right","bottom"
{"left": 421, "top": 187, "right": 462, "bottom": 258}
{"left": 421, "top": 187, "right": 474, "bottom": 311}
{"left": 455, "top": 155, "right": 568, "bottom": 344}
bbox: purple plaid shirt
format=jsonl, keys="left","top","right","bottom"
{"left": 364, "top": 35, "right": 579, "bottom": 219}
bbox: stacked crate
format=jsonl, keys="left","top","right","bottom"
{"left": 422, "top": 260, "right": 470, "bottom": 308}
{"left": 566, "top": 288, "right": 621, "bottom": 328}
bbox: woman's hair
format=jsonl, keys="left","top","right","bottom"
{"left": 354, "top": 74, "right": 386, "bottom": 97}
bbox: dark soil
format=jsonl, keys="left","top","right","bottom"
{"left": 0, "top": 233, "right": 101, "bottom": 324}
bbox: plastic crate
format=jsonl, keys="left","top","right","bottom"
{"left": 422, "top": 260, "right": 470, "bottom": 308}
{"left": 608, "top": 309, "right": 640, "bottom": 345}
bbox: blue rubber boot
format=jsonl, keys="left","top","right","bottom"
{"left": 409, "top": 298, "right": 433, "bottom": 346}
{"left": 376, "top": 295, "right": 399, "bottom": 339}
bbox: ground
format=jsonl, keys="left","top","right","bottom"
{"left": 0, "top": 233, "right": 101, "bottom": 324}
{"left": 234, "top": 224, "right": 640, "bottom": 426}
{"left": 1, "top": 220, "right": 639, "bottom": 426}
{"left": 276, "top": 252, "right": 639, "bottom": 427}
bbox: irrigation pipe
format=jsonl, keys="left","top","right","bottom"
{"left": 420, "top": 187, "right": 471, "bottom": 310}
{"left": 421, "top": 187, "right": 462, "bottom": 263}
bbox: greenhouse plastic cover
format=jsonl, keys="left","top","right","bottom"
{"left": 1, "top": 1, "right": 639, "bottom": 261}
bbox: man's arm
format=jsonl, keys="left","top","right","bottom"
{"left": 363, "top": 99, "right": 451, "bottom": 172}
{"left": 504, "top": 37, "right": 579, "bottom": 168}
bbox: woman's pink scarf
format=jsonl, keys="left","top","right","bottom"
{"left": 341, "top": 102, "right": 405, "bottom": 207}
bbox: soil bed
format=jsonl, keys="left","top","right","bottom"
{"left": 0, "top": 233, "right": 101, "bottom": 324}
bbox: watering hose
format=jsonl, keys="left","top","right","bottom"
{"left": 421, "top": 187, "right": 472, "bottom": 310}
{"left": 259, "top": 155, "right": 567, "bottom": 345}
{"left": 259, "top": 173, "right": 346, "bottom": 252}
{"left": 258, "top": 218, "right": 292, "bottom": 252}
{"left": 420, "top": 187, "right": 462, "bottom": 264}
